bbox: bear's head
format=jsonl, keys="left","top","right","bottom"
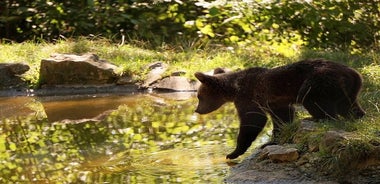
{"left": 194, "top": 68, "right": 228, "bottom": 114}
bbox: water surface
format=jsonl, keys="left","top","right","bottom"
{"left": 0, "top": 93, "right": 269, "bottom": 183}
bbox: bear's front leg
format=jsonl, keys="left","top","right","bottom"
{"left": 227, "top": 110, "right": 268, "bottom": 159}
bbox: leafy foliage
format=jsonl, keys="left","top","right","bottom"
{"left": 1, "top": 0, "right": 379, "bottom": 50}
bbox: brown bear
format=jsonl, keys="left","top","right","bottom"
{"left": 194, "top": 59, "right": 365, "bottom": 159}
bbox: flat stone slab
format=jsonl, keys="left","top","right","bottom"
{"left": 259, "top": 145, "right": 299, "bottom": 163}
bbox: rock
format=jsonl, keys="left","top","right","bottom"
{"left": 227, "top": 119, "right": 380, "bottom": 184}
{"left": 150, "top": 76, "right": 199, "bottom": 91}
{"left": 0, "top": 63, "right": 30, "bottom": 89}
{"left": 319, "top": 131, "right": 347, "bottom": 153}
{"left": 39, "top": 53, "right": 118, "bottom": 87}
{"left": 357, "top": 148, "right": 380, "bottom": 169}
{"left": 269, "top": 148, "right": 299, "bottom": 163}
{"left": 293, "top": 119, "right": 317, "bottom": 143}
{"left": 142, "top": 62, "right": 168, "bottom": 87}
{"left": 293, "top": 119, "right": 320, "bottom": 152}
{"left": 171, "top": 70, "right": 186, "bottom": 76}
{"left": 140, "top": 62, "right": 212, "bottom": 91}
{"left": 296, "top": 153, "right": 312, "bottom": 166}
{"left": 116, "top": 74, "right": 137, "bottom": 85}
{"left": 299, "top": 119, "right": 318, "bottom": 131}
{"left": 261, "top": 145, "right": 299, "bottom": 162}
{"left": 259, "top": 145, "right": 283, "bottom": 160}
{"left": 307, "top": 135, "right": 320, "bottom": 152}
{"left": 227, "top": 149, "right": 337, "bottom": 184}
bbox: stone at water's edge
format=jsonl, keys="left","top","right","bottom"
{"left": 0, "top": 55, "right": 199, "bottom": 95}
{"left": 39, "top": 53, "right": 118, "bottom": 87}
{"left": 141, "top": 61, "right": 200, "bottom": 91}
{"left": 260, "top": 145, "right": 299, "bottom": 162}
{"left": 227, "top": 118, "right": 380, "bottom": 184}
{"left": 150, "top": 76, "right": 200, "bottom": 91}
{"left": 0, "top": 63, "right": 30, "bottom": 89}
{"left": 142, "top": 62, "right": 168, "bottom": 88}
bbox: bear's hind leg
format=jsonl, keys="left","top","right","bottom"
{"left": 259, "top": 106, "right": 295, "bottom": 149}
{"left": 303, "top": 99, "right": 339, "bottom": 120}
{"left": 298, "top": 75, "right": 345, "bottom": 120}
{"left": 269, "top": 106, "right": 295, "bottom": 139}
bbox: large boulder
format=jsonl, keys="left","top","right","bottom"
{"left": 0, "top": 63, "right": 30, "bottom": 89}
{"left": 39, "top": 53, "right": 118, "bottom": 87}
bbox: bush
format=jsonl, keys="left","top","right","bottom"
{"left": 0, "top": 0, "right": 379, "bottom": 50}
{"left": 274, "top": 0, "right": 380, "bottom": 50}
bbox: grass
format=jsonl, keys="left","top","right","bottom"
{"left": 0, "top": 37, "right": 303, "bottom": 86}
{"left": 1, "top": 38, "right": 380, "bottom": 177}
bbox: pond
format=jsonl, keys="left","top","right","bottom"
{"left": 0, "top": 92, "right": 270, "bottom": 183}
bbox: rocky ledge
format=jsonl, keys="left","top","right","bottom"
{"left": 0, "top": 53, "right": 200, "bottom": 96}
{"left": 226, "top": 120, "right": 380, "bottom": 184}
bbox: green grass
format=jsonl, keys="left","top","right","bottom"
{"left": 1, "top": 38, "right": 380, "bottom": 177}
{"left": 0, "top": 38, "right": 298, "bottom": 86}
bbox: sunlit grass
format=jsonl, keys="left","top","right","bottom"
{"left": 0, "top": 38, "right": 301, "bottom": 86}
{"left": 1, "top": 38, "right": 380, "bottom": 179}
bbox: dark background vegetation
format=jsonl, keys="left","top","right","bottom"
{"left": 1, "top": 0, "right": 379, "bottom": 50}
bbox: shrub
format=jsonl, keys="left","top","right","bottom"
{"left": 0, "top": 0, "right": 379, "bottom": 50}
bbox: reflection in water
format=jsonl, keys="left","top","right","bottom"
{"left": 0, "top": 97, "right": 35, "bottom": 118}
{"left": 40, "top": 94, "right": 140, "bottom": 122}
{"left": 0, "top": 93, "right": 270, "bottom": 183}
{"left": 81, "top": 146, "right": 230, "bottom": 183}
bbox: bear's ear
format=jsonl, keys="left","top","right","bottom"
{"left": 195, "top": 72, "right": 216, "bottom": 85}
{"left": 213, "top": 68, "right": 226, "bottom": 74}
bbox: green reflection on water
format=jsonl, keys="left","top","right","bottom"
{"left": 0, "top": 93, "right": 269, "bottom": 183}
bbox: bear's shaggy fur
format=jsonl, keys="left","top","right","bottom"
{"left": 194, "top": 59, "right": 365, "bottom": 159}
